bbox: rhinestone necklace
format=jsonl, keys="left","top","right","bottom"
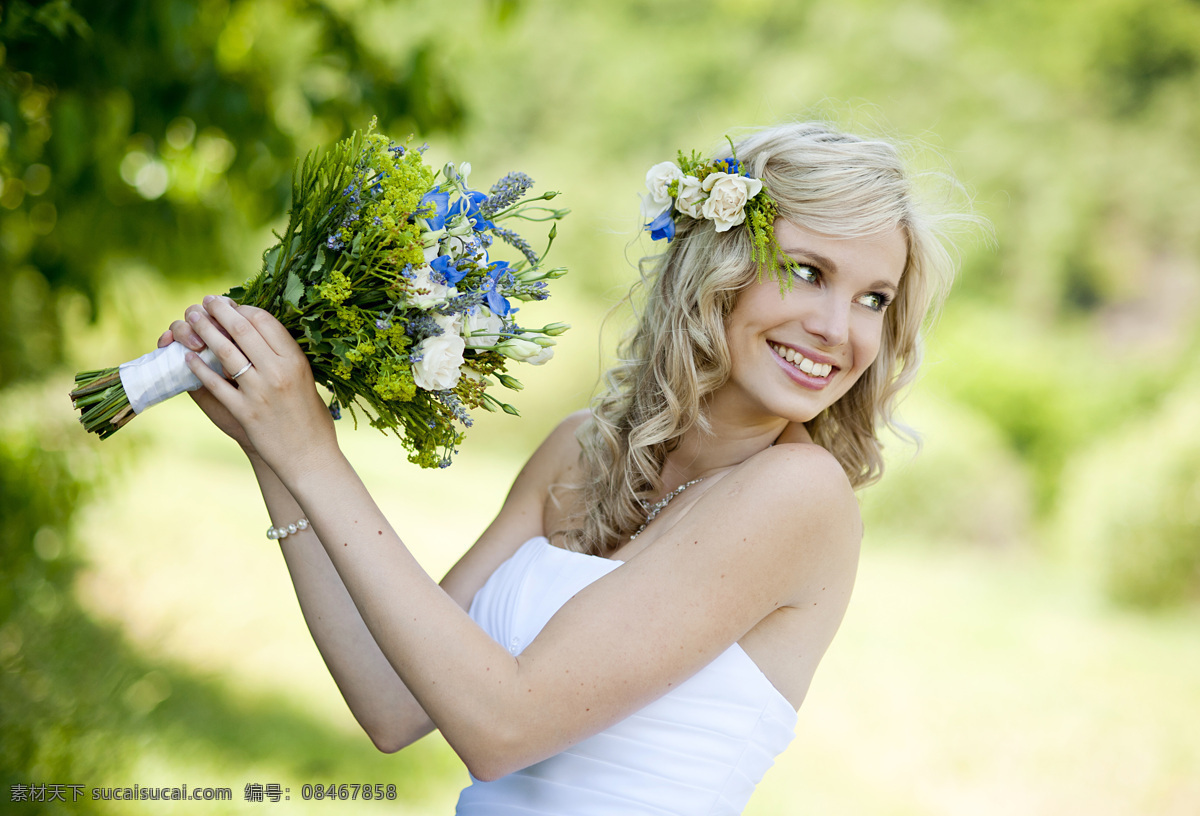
{"left": 629, "top": 478, "right": 704, "bottom": 540}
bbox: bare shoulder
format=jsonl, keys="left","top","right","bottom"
{"left": 537, "top": 408, "right": 591, "bottom": 479}
{"left": 709, "top": 441, "right": 862, "bottom": 605}
{"left": 737, "top": 442, "right": 861, "bottom": 540}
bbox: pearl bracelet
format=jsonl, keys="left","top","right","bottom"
{"left": 266, "top": 517, "right": 310, "bottom": 540}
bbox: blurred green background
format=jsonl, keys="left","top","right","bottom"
{"left": 3, "top": 0, "right": 1199, "bottom": 813}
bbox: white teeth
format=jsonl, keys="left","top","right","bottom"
{"left": 770, "top": 343, "right": 833, "bottom": 378}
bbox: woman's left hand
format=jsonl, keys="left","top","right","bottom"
{"left": 182, "top": 295, "right": 340, "bottom": 476}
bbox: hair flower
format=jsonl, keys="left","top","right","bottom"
{"left": 700, "top": 172, "right": 763, "bottom": 232}
{"left": 674, "top": 176, "right": 705, "bottom": 219}
{"left": 640, "top": 139, "right": 782, "bottom": 283}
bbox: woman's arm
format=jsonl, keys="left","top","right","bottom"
{"left": 160, "top": 318, "right": 438, "bottom": 750}
{"left": 164, "top": 307, "right": 575, "bottom": 753}
{"left": 253, "top": 454, "right": 438, "bottom": 752}
{"left": 185, "top": 297, "right": 860, "bottom": 781}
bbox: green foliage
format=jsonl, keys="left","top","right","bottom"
{"left": 0, "top": 0, "right": 468, "bottom": 390}
{"left": 1055, "top": 381, "right": 1200, "bottom": 608}
{"left": 921, "top": 306, "right": 1180, "bottom": 515}
{"left": 0, "top": 0, "right": 473, "bottom": 800}
{"left": 0, "top": 384, "right": 116, "bottom": 811}
{"left": 861, "top": 394, "right": 1033, "bottom": 548}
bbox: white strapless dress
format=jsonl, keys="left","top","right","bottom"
{"left": 455, "top": 536, "right": 797, "bottom": 815}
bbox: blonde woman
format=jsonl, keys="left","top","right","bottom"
{"left": 163, "top": 122, "right": 959, "bottom": 814}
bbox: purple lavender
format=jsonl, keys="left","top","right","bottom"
{"left": 491, "top": 225, "right": 539, "bottom": 267}
{"left": 480, "top": 172, "right": 534, "bottom": 216}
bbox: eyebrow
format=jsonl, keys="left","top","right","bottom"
{"left": 779, "top": 247, "right": 900, "bottom": 294}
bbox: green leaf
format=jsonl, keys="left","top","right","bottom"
{"left": 282, "top": 270, "right": 305, "bottom": 311}
{"left": 262, "top": 244, "right": 281, "bottom": 274}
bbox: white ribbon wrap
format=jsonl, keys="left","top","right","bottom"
{"left": 118, "top": 342, "right": 224, "bottom": 414}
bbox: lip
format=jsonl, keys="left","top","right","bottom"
{"left": 768, "top": 340, "right": 841, "bottom": 390}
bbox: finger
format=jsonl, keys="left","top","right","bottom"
{"left": 203, "top": 295, "right": 275, "bottom": 366}
{"left": 186, "top": 303, "right": 253, "bottom": 375}
{"left": 185, "top": 348, "right": 239, "bottom": 401}
{"left": 237, "top": 303, "right": 300, "bottom": 357}
{"left": 157, "top": 330, "right": 173, "bottom": 349}
{"left": 169, "top": 319, "right": 206, "bottom": 351}
{"left": 187, "top": 379, "right": 228, "bottom": 415}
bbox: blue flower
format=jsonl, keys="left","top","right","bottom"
{"left": 448, "top": 190, "right": 494, "bottom": 232}
{"left": 431, "top": 254, "right": 470, "bottom": 286}
{"left": 421, "top": 186, "right": 451, "bottom": 230}
{"left": 646, "top": 208, "right": 675, "bottom": 242}
{"left": 483, "top": 261, "right": 513, "bottom": 316}
{"left": 720, "top": 157, "right": 741, "bottom": 175}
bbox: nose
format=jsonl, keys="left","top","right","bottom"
{"left": 802, "top": 290, "right": 850, "bottom": 348}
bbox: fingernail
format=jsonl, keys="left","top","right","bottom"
{"left": 203, "top": 295, "right": 215, "bottom": 305}
{"left": 188, "top": 337, "right": 204, "bottom": 350}
{"left": 184, "top": 351, "right": 196, "bottom": 363}
{"left": 186, "top": 311, "right": 200, "bottom": 324}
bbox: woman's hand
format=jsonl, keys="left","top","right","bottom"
{"left": 159, "top": 306, "right": 257, "bottom": 454}
{"left": 173, "top": 296, "right": 340, "bottom": 475}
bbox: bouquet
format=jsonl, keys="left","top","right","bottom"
{"left": 70, "top": 121, "right": 570, "bottom": 468}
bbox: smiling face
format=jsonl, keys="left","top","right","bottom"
{"left": 714, "top": 219, "right": 908, "bottom": 429}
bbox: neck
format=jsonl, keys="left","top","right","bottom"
{"left": 660, "top": 413, "right": 812, "bottom": 487}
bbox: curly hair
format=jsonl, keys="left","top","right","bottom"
{"left": 561, "top": 122, "right": 962, "bottom": 556}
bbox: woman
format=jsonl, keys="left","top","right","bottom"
{"left": 160, "top": 122, "right": 958, "bottom": 814}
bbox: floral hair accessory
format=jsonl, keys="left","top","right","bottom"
{"left": 640, "top": 139, "right": 782, "bottom": 281}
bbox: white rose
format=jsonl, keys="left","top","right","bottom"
{"left": 433, "top": 311, "right": 463, "bottom": 337}
{"left": 641, "top": 192, "right": 671, "bottom": 224}
{"left": 464, "top": 306, "right": 505, "bottom": 348}
{"left": 674, "top": 175, "right": 705, "bottom": 219}
{"left": 644, "top": 161, "right": 684, "bottom": 203}
{"left": 700, "top": 172, "right": 764, "bottom": 232}
{"left": 412, "top": 333, "right": 465, "bottom": 391}
{"left": 525, "top": 345, "right": 555, "bottom": 366}
{"left": 410, "top": 263, "right": 457, "bottom": 310}
{"left": 495, "top": 337, "right": 542, "bottom": 361}
{"left": 441, "top": 235, "right": 468, "bottom": 258}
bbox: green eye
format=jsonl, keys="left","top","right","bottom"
{"left": 857, "top": 292, "right": 892, "bottom": 312}
{"left": 791, "top": 264, "right": 818, "bottom": 284}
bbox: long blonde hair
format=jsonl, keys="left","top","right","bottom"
{"left": 566, "top": 123, "right": 961, "bottom": 556}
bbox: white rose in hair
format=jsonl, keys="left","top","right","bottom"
{"left": 640, "top": 192, "right": 672, "bottom": 224}
{"left": 410, "top": 263, "right": 457, "bottom": 310}
{"left": 413, "top": 333, "right": 465, "bottom": 391}
{"left": 674, "top": 175, "right": 705, "bottom": 219}
{"left": 700, "top": 172, "right": 764, "bottom": 232}
{"left": 644, "top": 161, "right": 683, "bottom": 205}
